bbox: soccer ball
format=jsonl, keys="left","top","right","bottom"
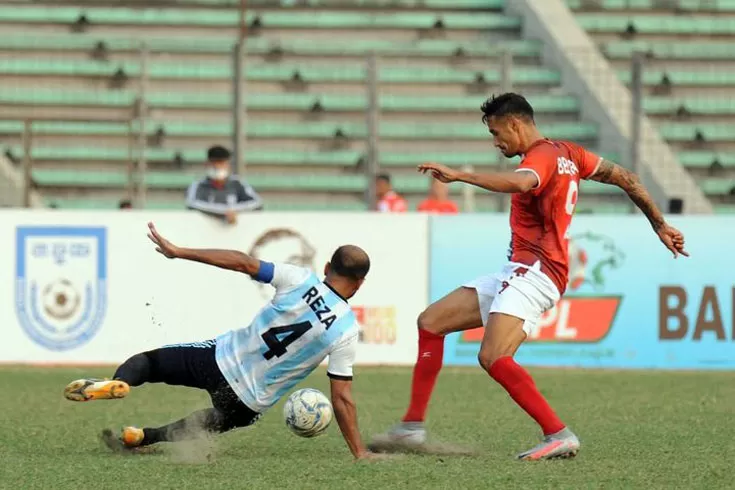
{"left": 283, "top": 388, "right": 333, "bottom": 438}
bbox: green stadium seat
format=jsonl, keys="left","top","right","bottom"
{"left": 678, "top": 151, "right": 735, "bottom": 168}
{"left": 0, "top": 36, "right": 543, "bottom": 60}
{"left": 577, "top": 15, "right": 735, "bottom": 35}
{"left": 643, "top": 98, "right": 735, "bottom": 116}
{"left": 603, "top": 41, "right": 735, "bottom": 60}
{"left": 0, "top": 59, "right": 560, "bottom": 86}
{"left": 659, "top": 124, "right": 735, "bottom": 142}
{"left": 616, "top": 70, "right": 735, "bottom": 87}
{"left": 0, "top": 6, "right": 520, "bottom": 30}
{"left": 713, "top": 203, "right": 735, "bottom": 214}
{"left": 7, "top": 145, "right": 621, "bottom": 170}
{"left": 43, "top": 196, "right": 369, "bottom": 211}
{"left": 33, "top": 169, "right": 626, "bottom": 196}
{"left": 700, "top": 178, "right": 735, "bottom": 195}
{"left": 0, "top": 119, "right": 598, "bottom": 141}
{"left": 567, "top": 0, "right": 735, "bottom": 11}
{"left": 0, "top": 90, "right": 579, "bottom": 114}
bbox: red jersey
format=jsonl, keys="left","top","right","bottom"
{"left": 377, "top": 191, "right": 408, "bottom": 213}
{"left": 417, "top": 198, "right": 459, "bottom": 214}
{"left": 509, "top": 139, "right": 601, "bottom": 295}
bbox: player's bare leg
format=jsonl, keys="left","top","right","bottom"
{"left": 370, "top": 287, "right": 482, "bottom": 451}
{"left": 478, "top": 313, "right": 579, "bottom": 460}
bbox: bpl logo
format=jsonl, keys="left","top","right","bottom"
{"left": 15, "top": 226, "right": 107, "bottom": 351}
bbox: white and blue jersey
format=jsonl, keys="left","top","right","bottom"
{"left": 215, "top": 262, "right": 358, "bottom": 413}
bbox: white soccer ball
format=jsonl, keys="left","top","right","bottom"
{"left": 283, "top": 388, "right": 333, "bottom": 438}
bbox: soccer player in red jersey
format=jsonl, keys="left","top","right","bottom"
{"left": 371, "top": 93, "right": 688, "bottom": 460}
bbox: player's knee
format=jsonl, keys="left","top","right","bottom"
{"left": 477, "top": 347, "right": 509, "bottom": 372}
{"left": 113, "top": 352, "right": 151, "bottom": 386}
{"left": 477, "top": 350, "right": 496, "bottom": 373}
{"left": 417, "top": 309, "right": 441, "bottom": 335}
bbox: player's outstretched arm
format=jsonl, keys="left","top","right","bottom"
{"left": 329, "top": 377, "right": 369, "bottom": 460}
{"left": 588, "top": 160, "right": 689, "bottom": 258}
{"left": 417, "top": 162, "right": 537, "bottom": 193}
{"left": 146, "top": 222, "right": 262, "bottom": 276}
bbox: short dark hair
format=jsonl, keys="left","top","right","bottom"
{"left": 376, "top": 173, "right": 391, "bottom": 184}
{"left": 207, "top": 145, "right": 231, "bottom": 162}
{"left": 480, "top": 93, "right": 534, "bottom": 124}
{"left": 330, "top": 245, "right": 370, "bottom": 281}
{"left": 118, "top": 199, "right": 132, "bottom": 209}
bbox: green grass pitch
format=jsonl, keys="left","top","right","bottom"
{"left": 2, "top": 366, "right": 733, "bottom": 489}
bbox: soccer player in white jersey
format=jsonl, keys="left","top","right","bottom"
{"left": 63, "top": 222, "right": 376, "bottom": 459}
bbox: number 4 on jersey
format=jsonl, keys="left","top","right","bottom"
{"left": 261, "top": 321, "right": 313, "bottom": 360}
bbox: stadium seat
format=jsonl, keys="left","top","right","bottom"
{"left": 576, "top": 15, "right": 735, "bottom": 35}
{"left": 32, "top": 168, "right": 628, "bottom": 196}
{"left": 0, "top": 90, "right": 579, "bottom": 115}
{"left": 0, "top": 119, "right": 598, "bottom": 141}
{"left": 567, "top": 0, "right": 735, "bottom": 11}
{"left": 602, "top": 40, "right": 735, "bottom": 60}
{"left": 0, "top": 36, "right": 543, "bottom": 60}
{"left": 0, "top": 2, "right": 649, "bottom": 213}
{"left": 0, "top": 59, "right": 561, "bottom": 86}
{"left": 0, "top": 6, "right": 519, "bottom": 30}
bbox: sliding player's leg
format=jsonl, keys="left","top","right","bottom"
{"left": 370, "top": 286, "right": 485, "bottom": 449}
{"left": 102, "top": 365, "right": 261, "bottom": 451}
{"left": 64, "top": 340, "right": 217, "bottom": 402}
{"left": 479, "top": 279, "right": 579, "bottom": 460}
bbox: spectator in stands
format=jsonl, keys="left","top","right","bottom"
{"left": 376, "top": 173, "right": 407, "bottom": 213}
{"left": 417, "top": 178, "right": 459, "bottom": 214}
{"left": 118, "top": 199, "right": 133, "bottom": 210}
{"left": 186, "top": 145, "right": 263, "bottom": 225}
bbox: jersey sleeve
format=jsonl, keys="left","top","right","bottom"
{"left": 254, "top": 261, "right": 311, "bottom": 292}
{"left": 577, "top": 146, "right": 603, "bottom": 180}
{"left": 326, "top": 329, "right": 358, "bottom": 380}
{"left": 516, "top": 149, "right": 555, "bottom": 195}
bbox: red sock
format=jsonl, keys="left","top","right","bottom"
{"left": 402, "top": 329, "right": 444, "bottom": 423}
{"left": 488, "top": 356, "right": 565, "bottom": 435}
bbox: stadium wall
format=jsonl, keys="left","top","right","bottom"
{"left": 2, "top": 211, "right": 733, "bottom": 370}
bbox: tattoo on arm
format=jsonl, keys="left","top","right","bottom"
{"left": 589, "top": 159, "right": 665, "bottom": 231}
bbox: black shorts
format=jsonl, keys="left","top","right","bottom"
{"left": 142, "top": 339, "right": 261, "bottom": 428}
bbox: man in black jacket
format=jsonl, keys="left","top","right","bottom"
{"left": 186, "top": 146, "right": 263, "bottom": 224}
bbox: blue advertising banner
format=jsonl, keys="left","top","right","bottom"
{"left": 431, "top": 215, "right": 735, "bottom": 370}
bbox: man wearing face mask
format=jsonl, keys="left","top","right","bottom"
{"left": 185, "top": 145, "right": 263, "bottom": 224}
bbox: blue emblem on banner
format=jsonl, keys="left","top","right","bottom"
{"left": 15, "top": 226, "right": 107, "bottom": 351}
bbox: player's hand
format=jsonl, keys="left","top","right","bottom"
{"left": 147, "top": 222, "right": 180, "bottom": 259}
{"left": 225, "top": 209, "right": 238, "bottom": 225}
{"left": 656, "top": 223, "right": 689, "bottom": 258}
{"left": 418, "top": 162, "right": 459, "bottom": 183}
